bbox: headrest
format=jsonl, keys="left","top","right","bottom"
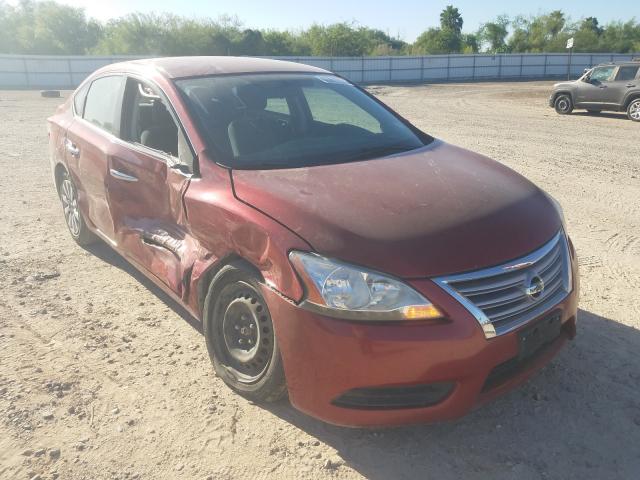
{"left": 234, "top": 84, "right": 267, "bottom": 111}
{"left": 151, "top": 100, "right": 173, "bottom": 125}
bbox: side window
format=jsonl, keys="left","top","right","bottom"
{"left": 302, "top": 86, "right": 382, "bottom": 133}
{"left": 83, "top": 76, "right": 125, "bottom": 135}
{"left": 73, "top": 82, "right": 90, "bottom": 116}
{"left": 590, "top": 66, "right": 615, "bottom": 83}
{"left": 615, "top": 66, "right": 639, "bottom": 81}
{"left": 122, "top": 78, "right": 194, "bottom": 171}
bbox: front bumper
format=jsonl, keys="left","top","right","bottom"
{"left": 264, "top": 254, "right": 578, "bottom": 427}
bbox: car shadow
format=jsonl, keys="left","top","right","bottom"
{"left": 572, "top": 111, "right": 629, "bottom": 120}
{"left": 83, "top": 241, "right": 203, "bottom": 334}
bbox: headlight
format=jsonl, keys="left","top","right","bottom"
{"left": 289, "top": 251, "right": 443, "bottom": 321}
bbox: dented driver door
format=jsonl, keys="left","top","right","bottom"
{"left": 106, "top": 77, "right": 196, "bottom": 297}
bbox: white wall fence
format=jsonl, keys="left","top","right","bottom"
{"left": 1, "top": 53, "right": 638, "bottom": 89}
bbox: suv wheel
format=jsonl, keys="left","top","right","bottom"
{"left": 554, "top": 94, "right": 573, "bottom": 115}
{"left": 627, "top": 98, "right": 640, "bottom": 122}
{"left": 203, "top": 263, "right": 287, "bottom": 403}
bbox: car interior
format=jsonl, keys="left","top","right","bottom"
{"left": 177, "top": 75, "right": 429, "bottom": 168}
{"left": 185, "top": 82, "right": 299, "bottom": 159}
{"left": 124, "top": 81, "right": 179, "bottom": 157}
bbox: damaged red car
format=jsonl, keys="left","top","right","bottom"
{"left": 48, "top": 57, "right": 578, "bottom": 427}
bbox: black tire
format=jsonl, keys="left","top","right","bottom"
{"left": 554, "top": 94, "right": 573, "bottom": 115}
{"left": 627, "top": 98, "right": 640, "bottom": 122}
{"left": 58, "top": 171, "right": 97, "bottom": 246}
{"left": 41, "top": 90, "right": 60, "bottom": 98}
{"left": 586, "top": 109, "right": 601, "bottom": 114}
{"left": 203, "top": 263, "right": 287, "bottom": 403}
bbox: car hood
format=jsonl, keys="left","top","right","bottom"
{"left": 231, "top": 140, "right": 561, "bottom": 278}
{"left": 553, "top": 81, "right": 577, "bottom": 89}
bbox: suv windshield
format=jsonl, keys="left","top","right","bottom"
{"left": 175, "top": 73, "right": 431, "bottom": 169}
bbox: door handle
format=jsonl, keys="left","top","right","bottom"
{"left": 109, "top": 168, "right": 138, "bottom": 182}
{"left": 598, "top": 85, "right": 607, "bottom": 89}
{"left": 627, "top": 83, "right": 636, "bottom": 88}
{"left": 65, "top": 138, "right": 80, "bottom": 157}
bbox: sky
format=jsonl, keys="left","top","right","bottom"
{"left": 9, "top": 0, "right": 634, "bottom": 42}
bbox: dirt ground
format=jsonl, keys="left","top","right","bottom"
{"left": 1, "top": 81, "right": 639, "bottom": 480}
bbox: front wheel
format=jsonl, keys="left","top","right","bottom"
{"left": 58, "top": 171, "right": 97, "bottom": 246}
{"left": 203, "top": 263, "right": 287, "bottom": 403}
{"left": 627, "top": 99, "right": 640, "bottom": 122}
{"left": 554, "top": 94, "right": 573, "bottom": 115}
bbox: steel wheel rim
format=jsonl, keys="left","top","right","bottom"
{"left": 220, "top": 282, "right": 274, "bottom": 383}
{"left": 60, "top": 178, "right": 80, "bottom": 236}
{"left": 630, "top": 101, "right": 640, "bottom": 120}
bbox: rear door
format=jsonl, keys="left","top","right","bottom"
{"left": 65, "top": 75, "right": 126, "bottom": 241}
{"left": 106, "top": 76, "right": 196, "bottom": 296}
{"left": 575, "top": 65, "right": 617, "bottom": 108}
{"left": 610, "top": 65, "right": 639, "bottom": 106}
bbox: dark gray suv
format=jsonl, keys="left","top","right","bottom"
{"left": 549, "top": 61, "right": 640, "bottom": 121}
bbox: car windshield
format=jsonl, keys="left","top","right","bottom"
{"left": 175, "top": 73, "right": 431, "bottom": 169}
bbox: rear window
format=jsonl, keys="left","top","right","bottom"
{"left": 616, "top": 66, "right": 639, "bottom": 81}
{"left": 83, "top": 75, "right": 125, "bottom": 136}
{"left": 175, "top": 73, "right": 430, "bottom": 169}
{"left": 302, "top": 86, "right": 382, "bottom": 134}
{"left": 265, "top": 97, "right": 289, "bottom": 115}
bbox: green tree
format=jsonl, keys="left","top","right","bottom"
{"left": 1, "top": 1, "right": 638, "bottom": 57}
{"left": 413, "top": 27, "right": 461, "bottom": 54}
{"left": 462, "top": 33, "right": 479, "bottom": 53}
{"left": 440, "top": 5, "right": 463, "bottom": 34}
{"left": 479, "top": 15, "right": 509, "bottom": 52}
{"left": 597, "top": 20, "right": 640, "bottom": 53}
{"left": 301, "top": 23, "right": 404, "bottom": 56}
{"left": 263, "top": 30, "right": 310, "bottom": 56}
{"left": 0, "top": 0, "right": 101, "bottom": 54}
{"left": 233, "top": 29, "right": 265, "bottom": 56}
{"left": 581, "top": 17, "right": 603, "bottom": 36}
{"left": 413, "top": 5, "right": 466, "bottom": 54}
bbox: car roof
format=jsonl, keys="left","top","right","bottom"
{"left": 595, "top": 60, "right": 640, "bottom": 67}
{"left": 100, "top": 56, "right": 330, "bottom": 79}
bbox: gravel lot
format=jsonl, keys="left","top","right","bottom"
{"left": 1, "top": 81, "right": 639, "bottom": 480}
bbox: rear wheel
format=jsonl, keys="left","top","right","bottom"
{"left": 554, "top": 94, "right": 573, "bottom": 115}
{"left": 58, "top": 171, "right": 97, "bottom": 246}
{"left": 203, "top": 263, "right": 287, "bottom": 402}
{"left": 627, "top": 98, "right": 640, "bottom": 122}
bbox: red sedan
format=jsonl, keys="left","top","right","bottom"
{"left": 48, "top": 57, "right": 578, "bottom": 427}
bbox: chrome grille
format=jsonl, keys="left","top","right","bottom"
{"left": 434, "top": 232, "right": 571, "bottom": 338}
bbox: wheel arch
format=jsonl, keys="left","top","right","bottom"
{"left": 53, "top": 162, "right": 68, "bottom": 195}
{"left": 552, "top": 90, "right": 574, "bottom": 104}
{"left": 623, "top": 93, "right": 640, "bottom": 109}
{"left": 195, "top": 254, "right": 266, "bottom": 319}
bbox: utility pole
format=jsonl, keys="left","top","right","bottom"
{"left": 566, "top": 37, "right": 574, "bottom": 80}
